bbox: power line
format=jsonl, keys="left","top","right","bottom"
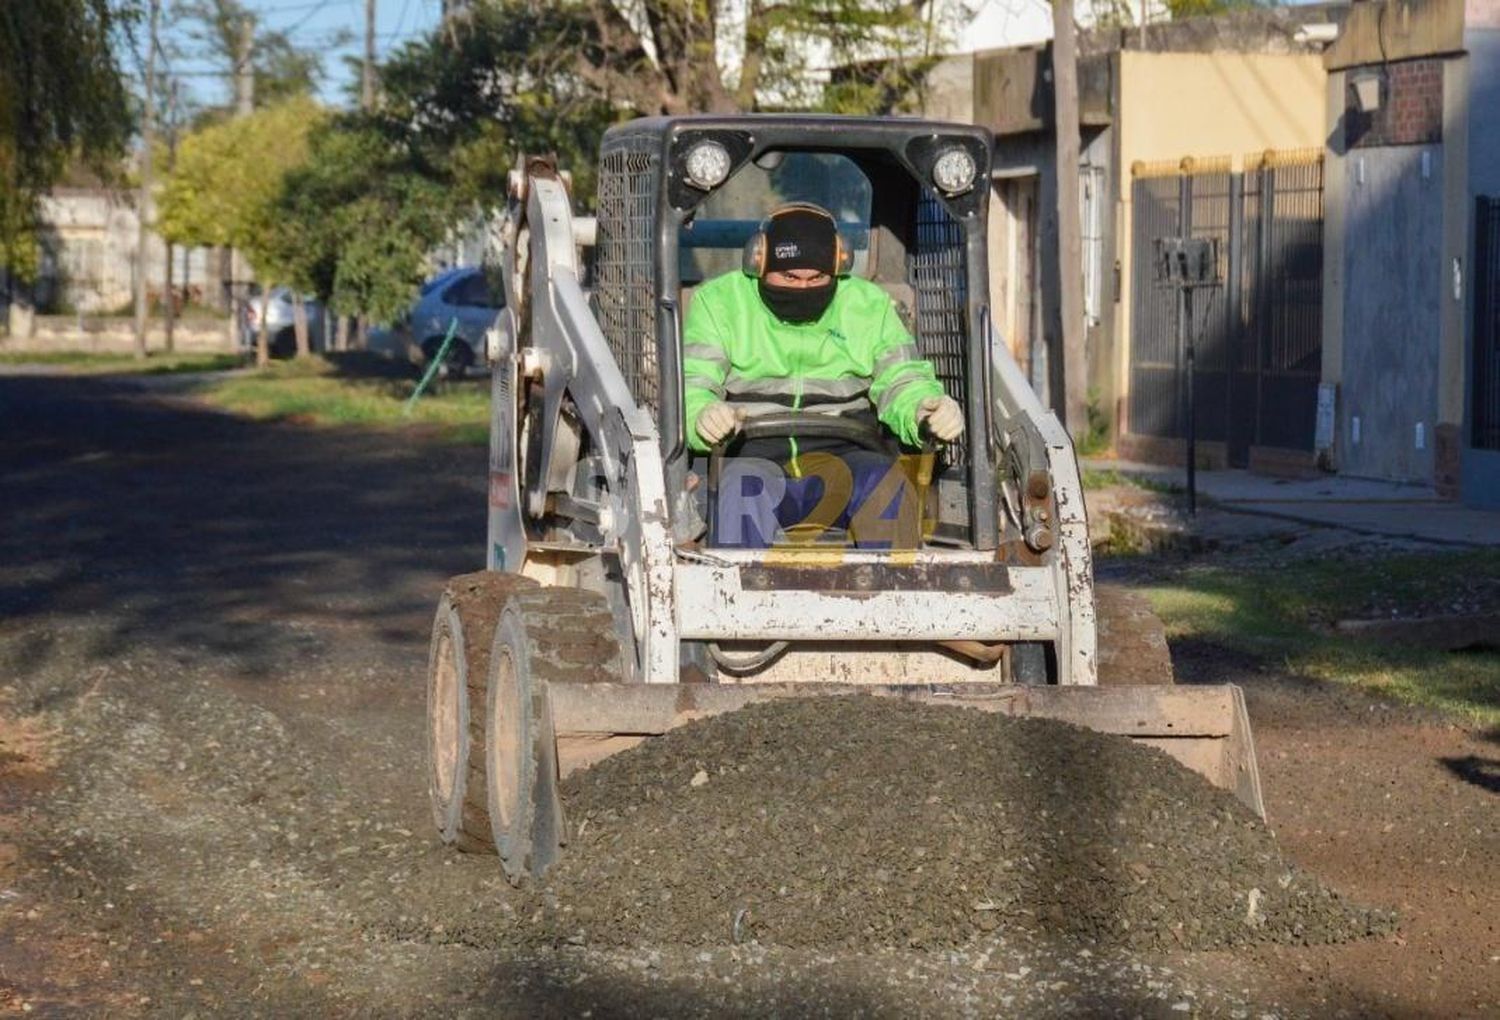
{"left": 278, "top": 0, "right": 342, "bottom": 35}
{"left": 249, "top": 0, "right": 337, "bottom": 12}
{"left": 390, "top": 0, "right": 414, "bottom": 40}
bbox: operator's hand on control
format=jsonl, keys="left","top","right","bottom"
{"left": 918, "top": 395, "right": 964, "bottom": 442}
{"left": 696, "top": 401, "right": 745, "bottom": 446}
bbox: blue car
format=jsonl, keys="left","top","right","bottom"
{"left": 408, "top": 266, "right": 504, "bottom": 377}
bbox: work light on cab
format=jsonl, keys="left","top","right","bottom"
{"left": 683, "top": 140, "right": 732, "bottom": 190}
{"left": 932, "top": 146, "right": 977, "bottom": 196}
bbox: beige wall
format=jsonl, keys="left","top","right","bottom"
{"left": 921, "top": 54, "right": 976, "bottom": 124}
{"left": 1118, "top": 52, "right": 1327, "bottom": 175}
{"left": 1115, "top": 51, "right": 1328, "bottom": 430}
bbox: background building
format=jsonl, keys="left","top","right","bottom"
{"left": 1321, "top": 0, "right": 1500, "bottom": 505}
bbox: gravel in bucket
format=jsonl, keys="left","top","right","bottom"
{"left": 522, "top": 696, "right": 1393, "bottom": 952}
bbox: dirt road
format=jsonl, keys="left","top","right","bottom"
{"left": 1, "top": 374, "right": 1495, "bottom": 1017}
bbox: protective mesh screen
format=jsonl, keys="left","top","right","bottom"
{"left": 908, "top": 193, "right": 971, "bottom": 466}
{"left": 595, "top": 136, "right": 661, "bottom": 411}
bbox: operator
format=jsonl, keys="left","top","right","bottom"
{"left": 683, "top": 202, "right": 964, "bottom": 547}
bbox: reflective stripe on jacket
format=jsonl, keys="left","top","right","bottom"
{"left": 682, "top": 272, "right": 945, "bottom": 455}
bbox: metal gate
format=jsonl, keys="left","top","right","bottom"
{"left": 1475, "top": 196, "right": 1500, "bottom": 451}
{"left": 1129, "top": 152, "right": 1324, "bottom": 467}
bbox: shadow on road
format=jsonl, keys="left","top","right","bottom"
{"left": 0, "top": 373, "right": 486, "bottom": 681}
{"left": 1440, "top": 754, "right": 1500, "bottom": 794}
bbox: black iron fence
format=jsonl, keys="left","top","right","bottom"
{"left": 1129, "top": 152, "right": 1324, "bottom": 466}
{"left": 1475, "top": 197, "right": 1500, "bottom": 451}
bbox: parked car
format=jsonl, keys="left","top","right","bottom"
{"left": 239, "top": 286, "right": 327, "bottom": 357}
{"left": 407, "top": 266, "right": 503, "bottom": 377}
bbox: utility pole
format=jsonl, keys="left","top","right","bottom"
{"left": 226, "top": 16, "right": 254, "bottom": 321}
{"left": 363, "top": 0, "right": 377, "bottom": 111}
{"left": 356, "top": 0, "right": 376, "bottom": 350}
{"left": 164, "top": 77, "right": 179, "bottom": 353}
{"left": 235, "top": 15, "right": 254, "bottom": 116}
{"left": 1051, "top": 0, "right": 1088, "bottom": 435}
{"left": 133, "top": 0, "right": 160, "bottom": 360}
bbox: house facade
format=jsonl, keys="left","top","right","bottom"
{"left": 1321, "top": 0, "right": 1500, "bottom": 505}
{"left": 932, "top": 8, "right": 1339, "bottom": 468}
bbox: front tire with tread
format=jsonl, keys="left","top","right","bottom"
{"left": 426, "top": 571, "right": 537, "bottom": 853}
{"left": 485, "top": 586, "right": 622, "bottom": 882}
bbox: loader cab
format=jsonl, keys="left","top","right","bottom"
{"left": 592, "top": 116, "right": 1000, "bottom": 551}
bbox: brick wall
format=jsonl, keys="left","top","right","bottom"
{"left": 1345, "top": 57, "right": 1445, "bottom": 148}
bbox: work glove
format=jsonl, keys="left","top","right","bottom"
{"left": 696, "top": 401, "right": 744, "bottom": 446}
{"left": 918, "top": 395, "right": 965, "bottom": 442}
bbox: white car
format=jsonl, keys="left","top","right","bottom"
{"left": 239, "top": 286, "right": 326, "bottom": 357}
{"left": 407, "top": 266, "right": 503, "bottom": 377}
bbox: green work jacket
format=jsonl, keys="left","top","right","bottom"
{"left": 682, "top": 272, "right": 945, "bottom": 455}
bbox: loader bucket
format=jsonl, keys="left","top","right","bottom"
{"left": 547, "top": 682, "right": 1266, "bottom": 820}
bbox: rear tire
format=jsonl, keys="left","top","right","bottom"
{"left": 426, "top": 571, "right": 537, "bottom": 852}
{"left": 486, "top": 587, "right": 622, "bottom": 882}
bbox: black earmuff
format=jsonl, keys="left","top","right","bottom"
{"left": 741, "top": 203, "right": 854, "bottom": 278}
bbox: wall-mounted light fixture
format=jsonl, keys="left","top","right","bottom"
{"left": 1349, "top": 68, "right": 1385, "bottom": 114}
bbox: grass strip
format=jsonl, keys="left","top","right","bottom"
{"left": 1142, "top": 550, "right": 1500, "bottom": 723}
{"left": 1080, "top": 467, "right": 1181, "bottom": 494}
{"left": 201, "top": 355, "right": 489, "bottom": 445}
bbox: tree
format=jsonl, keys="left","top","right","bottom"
{"left": 374, "top": 9, "right": 619, "bottom": 209}
{"left": 459, "top": 0, "right": 953, "bottom": 117}
{"left": 262, "top": 0, "right": 956, "bottom": 337}
{"left": 158, "top": 97, "right": 326, "bottom": 363}
{"left": 0, "top": 0, "right": 133, "bottom": 284}
{"left": 273, "top": 123, "right": 459, "bottom": 327}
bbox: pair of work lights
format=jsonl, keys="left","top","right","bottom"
{"left": 681, "top": 139, "right": 980, "bottom": 197}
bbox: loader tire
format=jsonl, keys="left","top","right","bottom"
{"left": 486, "top": 587, "right": 621, "bottom": 883}
{"left": 1094, "top": 582, "right": 1176, "bottom": 686}
{"left": 426, "top": 571, "right": 538, "bottom": 853}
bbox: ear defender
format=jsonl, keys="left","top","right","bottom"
{"left": 832, "top": 231, "right": 854, "bottom": 276}
{"left": 741, "top": 203, "right": 854, "bottom": 278}
{"left": 741, "top": 231, "right": 767, "bottom": 277}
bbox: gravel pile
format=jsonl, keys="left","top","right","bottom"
{"left": 525, "top": 697, "right": 1392, "bottom": 952}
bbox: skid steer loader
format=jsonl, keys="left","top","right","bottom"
{"left": 425, "top": 116, "right": 1264, "bottom": 881}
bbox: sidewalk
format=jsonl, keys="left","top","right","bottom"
{"left": 1085, "top": 459, "right": 1500, "bottom": 548}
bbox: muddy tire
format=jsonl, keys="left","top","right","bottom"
{"left": 1094, "top": 582, "right": 1176, "bottom": 686}
{"left": 426, "top": 571, "right": 537, "bottom": 852}
{"left": 486, "top": 587, "right": 622, "bottom": 882}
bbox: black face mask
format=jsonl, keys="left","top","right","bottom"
{"left": 759, "top": 278, "right": 837, "bottom": 324}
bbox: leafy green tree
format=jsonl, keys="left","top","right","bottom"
{"left": 274, "top": 123, "right": 459, "bottom": 326}
{"left": 263, "top": 7, "right": 614, "bottom": 333}
{"left": 375, "top": 6, "right": 618, "bottom": 206}
{"left": 264, "top": 0, "right": 953, "bottom": 336}
{"left": 158, "top": 97, "right": 326, "bottom": 362}
{"left": 0, "top": 0, "right": 133, "bottom": 284}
